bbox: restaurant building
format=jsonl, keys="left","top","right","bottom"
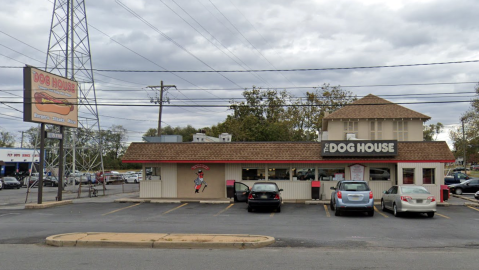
{"left": 122, "top": 94, "right": 454, "bottom": 200}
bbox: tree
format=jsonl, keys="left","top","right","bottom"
{"left": 142, "top": 125, "right": 199, "bottom": 142}
{"left": 449, "top": 83, "right": 479, "bottom": 164}
{"left": 0, "top": 129, "right": 15, "bottom": 147}
{"left": 208, "top": 85, "right": 356, "bottom": 142}
{"left": 101, "top": 125, "right": 128, "bottom": 159}
{"left": 423, "top": 122, "right": 444, "bottom": 141}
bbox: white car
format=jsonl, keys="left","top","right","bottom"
{"left": 124, "top": 174, "right": 142, "bottom": 183}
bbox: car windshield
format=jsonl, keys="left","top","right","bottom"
{"left": 341, "top": 182, "right": 369, "bottom": 191}
{"left": 400, "top": 186, "right": 430, "bottom": 194}
{"left": 252, "top": 184, "right": 277, "bottom": 192}
{"left": 4, "top": 177, "right": 17, "bottom": 182}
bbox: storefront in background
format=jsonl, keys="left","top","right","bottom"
{"left": 0, "top": 148, "right": 40, "bottom": 177}
{"left": 122, "top": 94, "right": 454, "bottom": 200}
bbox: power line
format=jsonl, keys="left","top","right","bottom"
{"left": 4, "top": 58, "right": 477, "bottom": 73}
{"left": 207, "top": 0, "right": 297, "bottom": 88}
{"left": 115, "top": 0, "right": 245, "bottom": 90}
{"left": 4, "top": 99, "right": 473, "bottom": 107}
{"left": 164, "top": 0, "right": 272, "bottom": 87}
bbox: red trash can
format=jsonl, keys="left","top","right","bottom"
{"left": 440, "top": 185, "right": 449, "bottom": 202}
{"left": 311, "top": 181, "right": 321, "bottom": 200}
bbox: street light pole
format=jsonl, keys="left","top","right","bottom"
{"left": 147, "top": 81, "right": 176, "bottom": 137}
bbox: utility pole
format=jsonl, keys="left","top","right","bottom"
{"left": 461, "top": 117, "right": 466, "bottom": 169}
{"left": 147, "top": 81, "right": 176, "bottom": 137}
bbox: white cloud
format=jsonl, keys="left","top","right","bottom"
{"left": 0, "top": 0, "right": 476, "bottom": 144}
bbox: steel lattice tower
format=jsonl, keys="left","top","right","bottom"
{"left": 44, "top": 0, "right": 104, "bottom": 179}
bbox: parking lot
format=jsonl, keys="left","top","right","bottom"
{"left": 0, "top": 194, "right": 478, "bottom": 249}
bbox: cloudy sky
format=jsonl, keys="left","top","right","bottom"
{"left": 1, "top": 0, "right": 478, "bottom": 147}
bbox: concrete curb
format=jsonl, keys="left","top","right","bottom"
{"left": 199, "top": 200, "right": 231, "bottom": 204}
{"left": 25, "top": 200, "right": 73, "bottom": 209}
{"left": 46, "top": 232, "right": 275, "bottom": 249}
{"left": 451, "top": 194, "right": 479, "bottom": 204}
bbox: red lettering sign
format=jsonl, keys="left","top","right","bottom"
{"left": 191, "top": 164, "right": 210, "bottom": 170}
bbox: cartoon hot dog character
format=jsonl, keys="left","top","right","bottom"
{"left": 34, "top": 92, "right": 74, "bottom": 115}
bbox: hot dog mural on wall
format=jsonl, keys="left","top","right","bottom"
{"left": 23, "top": 66, "right": 79, "bottom": 128}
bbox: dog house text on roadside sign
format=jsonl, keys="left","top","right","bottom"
{"left": 321, "top": 140, "right": 398, "bottom": 156}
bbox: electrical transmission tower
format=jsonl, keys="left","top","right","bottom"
{"left": 44, "top": 0, "right": 104, "bottom": 186}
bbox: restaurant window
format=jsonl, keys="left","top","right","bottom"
{"left": 318, "top": 168, "right": 345, "bottom": 181}
{"left": 145, "top": 166, "right": 161, "bottom": 180}
{"left": 369, "top": 168, "right": 390, "bottom": 181}
{"left": 293, "top": 168, "right": 315, "bottom": 181}
{"left": 403, "top": 168, "right": 415, "bottom": 184}
{"left": 242, "top": 168, "right": 265, "bottom": 180}
{"left": 268, "top": 167, "right": 290, "bottom": 180}
{"left": 423, "top": 168, "right": 435, "bottom": 184}
{"left": 393, "top": 120, "right": 408, "bottom": 141}
{"left": 370, "top": 121, "right": 382, "bottom": 140}
{"left": 344, "top": 121, "right": 358, "bottom": 139}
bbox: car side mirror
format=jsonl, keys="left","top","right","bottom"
{"left": 383, "top": 190, "right": 387, "bottom": 194}
{"left": 279, "top": 189, "right": 284, "bottom": 192}
{"left": 330, "top": 187, "right": 336, "bottom": 190}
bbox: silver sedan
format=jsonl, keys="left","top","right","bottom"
{"left": 381, "top": 185, "right": 436, "bottom": 218}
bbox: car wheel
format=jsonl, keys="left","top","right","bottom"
{"left": 135, "top": 180, "right": 138, "bottom": 183}
{"left": 381, "top": 200, "right": 386, "bottom": 211}
{"left": 455, "top": 188, "right": 463, "bottom": 195}
{"left": 276, "top": 205, "right": 281, "bottom": 213}
{"left": 393, "top": 204, "right": 400, "bottom": 217}
{"left": 247, "top": 206, "right": 252, "bottom": 212}
{"left": 330, "top": 199, "right": 335, "bottom": 210}
{"left": 17, "top": 186, "right": 20, "bottom": 189}
{"left": 334, "top": 206, "right": 341, "bottom": 216}
{"left": 368, "top": 210, "right": 374, "bottom": 217}
{"left": 427, "top": 212, "right": 435, "bottom": 218}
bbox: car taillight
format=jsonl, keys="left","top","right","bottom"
{"left": 427, "top": 196, "right": 436, "bottom": 202}
{"left": 274, "top": 194, "right": 280, "bottom": 200}
{"left": 337, "top": 190, "right": 342, "bottom": 199}
{"left": 401, "top": 196, "right": 412, "bottom": 202}
{"left": 248, "top": 194, "right": 253, "bottom": 200}
{"left": 369, "top": 191, "right": 373, "bottom": 199}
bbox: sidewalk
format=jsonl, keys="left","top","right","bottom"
{"left": 46, "top": 232, "right": 275, "bottom": 249}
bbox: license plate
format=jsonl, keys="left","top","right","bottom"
{"left": 416, "top": 199, "right": 423, "bottom": 203}
{"left": 260, "top": 195, "right": 267, "bottom": 199}
{"left": 348, "top": 195, "right": 362, "bottom": 201}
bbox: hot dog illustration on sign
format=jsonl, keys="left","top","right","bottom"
{"left": 34, "top": 92, "right": 74, "bottom": 115}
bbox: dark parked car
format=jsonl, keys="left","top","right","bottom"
{"left": 444, "top": 172, "right": 471, "bottom": 185}
{"left": 330, "top": 180, "right": 374, "bottom": 217}
{"left": 1, "top": 177, "right": 22, "bottom": 189}
{"left": 452, "top": 167, "right": 468, "bottom": 172}
{"left": 449, "top": 179, "right": 479, "bottom": 195}
{"left": 43, "top": 176, "right": 67, "bottom": 187}
{"left": 247, "top": 182, "right": 283, "bottom": 212}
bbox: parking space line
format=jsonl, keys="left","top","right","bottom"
{"left": 270, "top": 212, "right": 275, "bottom": 217}
{"left": 323, "top": 205, "right": 331, "bottom": 217}
{"left": 214, "top": 203, "right": 234, "bottom": 216}
{"left": 102, "top": 203, "right": 141, "bottom": 216}
{"left": 374, "top": 206, "right": 389, "bottom": 218}
{"left": 162, "top": 203, "right": 188, "bottom": 215}
{"left": 467, "top": 206, "right": 479, "bottom": 212}
{"left": 436, "top": 213, "right": 450, "bottom": 219}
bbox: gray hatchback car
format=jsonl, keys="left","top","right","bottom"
{"left": 330, "top": 181, "right": 374, "bottom": 216}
